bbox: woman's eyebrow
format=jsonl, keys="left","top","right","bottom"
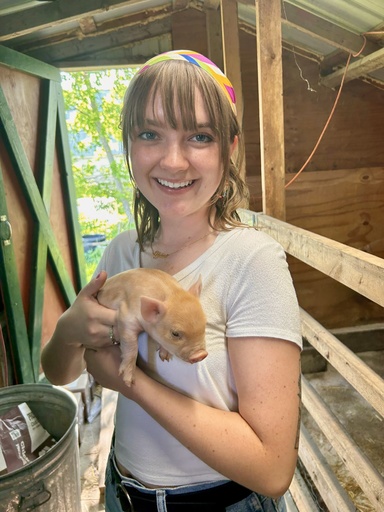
{"left": 141, "top": 118, "right": 213, "bottom": 130}
{"left": 143, "top": 117, "right": 162, "bottom": 126}
{"left": 196, "top": 122, "right": 213, "bottom": 129}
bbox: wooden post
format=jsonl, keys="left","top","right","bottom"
{"left": 220, "top": 0, "right": 244, "bottom": 127}
{"left": 205, "top": 1, "right": 224, "bottom": 71}
{"left": 255, "top": 0, "right": 286, "bottom": 219}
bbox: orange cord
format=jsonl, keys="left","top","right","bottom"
{"left": 284, "top": 35, "right": 368, "bottom": 189}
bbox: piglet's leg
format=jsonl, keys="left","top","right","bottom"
{"left": 116, "top": 308, "right": 140, "bottom": 386}
{"left": 118, "top": 338, "right": 139, "bottom": 386}
{"left": 158, "top": 345, "right": 173, "bottom": 362}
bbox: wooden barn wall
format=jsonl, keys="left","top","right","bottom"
{"left": 0, "top": 61, "right": 84, "bottom": 384}
{"left": 0, "top": 68, "right": 67, "bottom": 321}
{"left": 172, "top": 10, "right": 384, "bottom": 329}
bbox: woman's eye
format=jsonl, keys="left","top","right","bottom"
{"left": 139, "top": 131, "right": 157, "bottom": 141}
{"left": 191, "top": 133, "right": 213, "bottom": 143}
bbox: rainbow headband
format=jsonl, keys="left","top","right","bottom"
{"left": 138, "top": 50, "right": 237, "bottom": 115}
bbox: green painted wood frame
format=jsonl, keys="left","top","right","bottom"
{"left": 0, "top": 45, "right": 86, "bottom": 383}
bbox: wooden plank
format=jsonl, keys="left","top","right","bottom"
{"left": 98, "top": 388, "right": 118, "bottom": 494}
{"left": 322, "top": 47, "right": 384, "bottom": 89}
{"left": 255, "top": 0, "right": 286, "bottom": 219}
{"left": 0, "top": 85, "right": 77, "bottom": 306}
{"left": 299, "top": 424, "right": 356, "bottom": 512}
{"left": 301, "top": 309, "right": 384, "bottom": 418}
{"left": 24, "top": 17, "right": 171, "bottom": 63}
{"left": 206, "top": 7, "right": 224, "bottom": 72}
{"left": 0, "top": 45, "right": 60, "bottom": 82}
{"left": 281, "top": 2, "right": 379, "bottom": 57}
{"left": 220, "top": 0, "right": 244, "bottom": 125}
{"left": 251, "top": 212, "right": 384, "bottom": 309}
{"left": 282, "top": 166, "right": 384, "bottom": 328}
{"left": 302, "top": 376, "right": 384, "bottom": 510}
{"left": 0, "top": 168, "right": 34, "bottom": 383}
{"left": 29, "top": 80, "right": 57, "bottom": 379}
{"left": 331, "top": 324, "right": 384, "bottom": 354}
{"left": 0, "top": 0, "right": 138, "bottom": 40}
{"left": 56, "top": 84, "right": 87, "bottom": 290}
{"left": 289, "top": 468, "right": 319, "bottom": 511}
{"left": 289, "top": 468, "right": 319, "bottom": 512}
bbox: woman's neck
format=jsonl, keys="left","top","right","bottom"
{"left": 141, "top": 218, "right": 219, "bottom": 274}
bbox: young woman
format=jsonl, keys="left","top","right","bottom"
{"left": 42, "top": 50, "right": 302, "bottom": 512}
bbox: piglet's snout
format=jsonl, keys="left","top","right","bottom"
{"left": 188, "top": 349, "right": 208, "bottom": 364}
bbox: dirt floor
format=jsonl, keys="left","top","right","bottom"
{"left": 80, "top": 411, "right": 106, "bottom": 512}
{"left": 79, "top": 350, "right": 384, "bottom": 512}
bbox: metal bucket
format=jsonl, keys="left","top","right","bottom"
{"left": 0, "top": 384, "right": 81, "bottom": 512}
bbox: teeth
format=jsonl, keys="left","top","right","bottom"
{"left": 157, "top": 179, "right": 193, "bottom": 189}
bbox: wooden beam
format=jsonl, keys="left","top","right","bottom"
{"left": 302, "top": 376, "right": 384, "bottom": 509}
{"left": 0, "top": 45, "right": 60, "bottom": 81}
{"left": 0, "top": 0, "right": 142, "bottom": 41}
{"left": 281, "top": 2, "right": 378, "bottom": 57}
{"left": 255, "top": 0, "right": 286, "bottom": 219}
{"left": 220, "top": 0, "right": 244, "bottom": 126}
{"left": 239, "top": 0, "right": 379, "bottom": 57}
{"left": 298, "top": 425, "right": 356, "bottom": 512}
{"left": 321, "top": 46, "right": 384, "bottom": 89}
{"left": 23, "top": 18, "right": 172, "bottom": 64}
{"left": 251, "top": 213, "right": 384, "bottom": 309}
{"left": 289, "top": 468, "right": 318, "bottom": 512}
{"left": 206, "top": 7, "right": 224, "bottom": 72}
{"left": 301, "top": 308, "right": 384, "bottom": 418}
{"left": 0, "top": 86, "right": 76, "bottom": 306}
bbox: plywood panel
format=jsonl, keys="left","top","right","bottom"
{"left": 0, "top": 56, "right": 84, "bottom": 382}
{"left": 286, "top": 166, "right": 384, "bottom": 328}
{"left": 0, "top": 68, "right": 41, "bottom": 323}
{"left": 240, "top": 32, "right": 384, "bottom": 184}
{"left": 171, "top": 10, "right": 208, "bottom": 55}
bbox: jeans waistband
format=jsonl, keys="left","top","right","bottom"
{"left": 110, "top": 459, "right": 253, "bottom": 511}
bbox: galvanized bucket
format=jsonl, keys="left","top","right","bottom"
{"left": 0, "top": 383, "right": 81, "bottom": 512}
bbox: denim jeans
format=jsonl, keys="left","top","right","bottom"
{"left": 104, "top": 453, "right": 286, "bottom": 512}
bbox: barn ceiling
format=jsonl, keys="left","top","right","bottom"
{"left": 0, "top": 0, "right": 383, "bottom": 89}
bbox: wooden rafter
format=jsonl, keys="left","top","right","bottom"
{"left": 0, "top": 0, "right": 141, "bottom": 41}
{"left": 20, "top": 17, "right": 172, "bottom": 64}
{"left": 321, "top": 46, "right": 384, "bottom": 89}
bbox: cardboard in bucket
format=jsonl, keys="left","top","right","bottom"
{"left": 0, "top": 402, "right": 56, "bottom": 475}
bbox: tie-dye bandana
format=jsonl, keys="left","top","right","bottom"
{"left": 138, "top": 50, "right": 237, "bottom": 115}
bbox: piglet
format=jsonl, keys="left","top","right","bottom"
{"left": 97, "top": 268, "right": 207, "bottom": 385}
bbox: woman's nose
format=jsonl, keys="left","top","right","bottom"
{"left": 160, "top": 142, "right": 189, "bottom": 172}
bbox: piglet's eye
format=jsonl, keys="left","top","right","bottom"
{"left": 171, "top": 331, "right": 181, "bottom": 339}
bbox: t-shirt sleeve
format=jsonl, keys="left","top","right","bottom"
{"left": 226, "top": 230, "right": 302, "bottom": 348}
{"left": 93, "top": 230, "right": 139, "bottom": 278}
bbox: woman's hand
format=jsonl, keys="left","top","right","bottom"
{"left": 84, "top": 345, "right": 122, "bottom": 392}
{"left": 61, "top": 270, "right": 118, "bottom": 350}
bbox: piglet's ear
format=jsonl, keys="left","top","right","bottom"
{"left": 188, "top": 274, "right": 202, "bottom": 297}
{"left": 140, "top": 296, "right": 167, "bottom": 324}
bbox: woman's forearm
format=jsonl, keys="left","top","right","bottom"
{"left": 85, "top": 339, "right": 300, "bottom": 498}
{"left": 41, "top": 326, "right": 86, "bottom": 385}
{"left": 128, "top": 370, "right": 296, "bottom": 497}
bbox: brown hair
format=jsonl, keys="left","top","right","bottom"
{"left": 121, "top": 60, "right": 249, "bottom": 249}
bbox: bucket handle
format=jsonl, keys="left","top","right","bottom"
{"left": 18, "top": 481, "right": 51, "bottom": 511}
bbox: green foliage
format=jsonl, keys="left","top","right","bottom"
{"left": 84, "top": 246, "right": 106, "bottom": 282}
{"left": 61, "top": 68, "right": 137, "bottom": 276}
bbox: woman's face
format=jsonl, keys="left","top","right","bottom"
{"left": 129, "top": 89, "right": 235, "bottom": 223}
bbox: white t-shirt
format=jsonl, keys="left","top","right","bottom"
{"left": 95, "top": 227, "right": 302, "bottom": 486}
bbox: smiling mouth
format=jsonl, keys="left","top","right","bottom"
{"left": 157, "top": 179, "right": 194, "bottom": 189}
